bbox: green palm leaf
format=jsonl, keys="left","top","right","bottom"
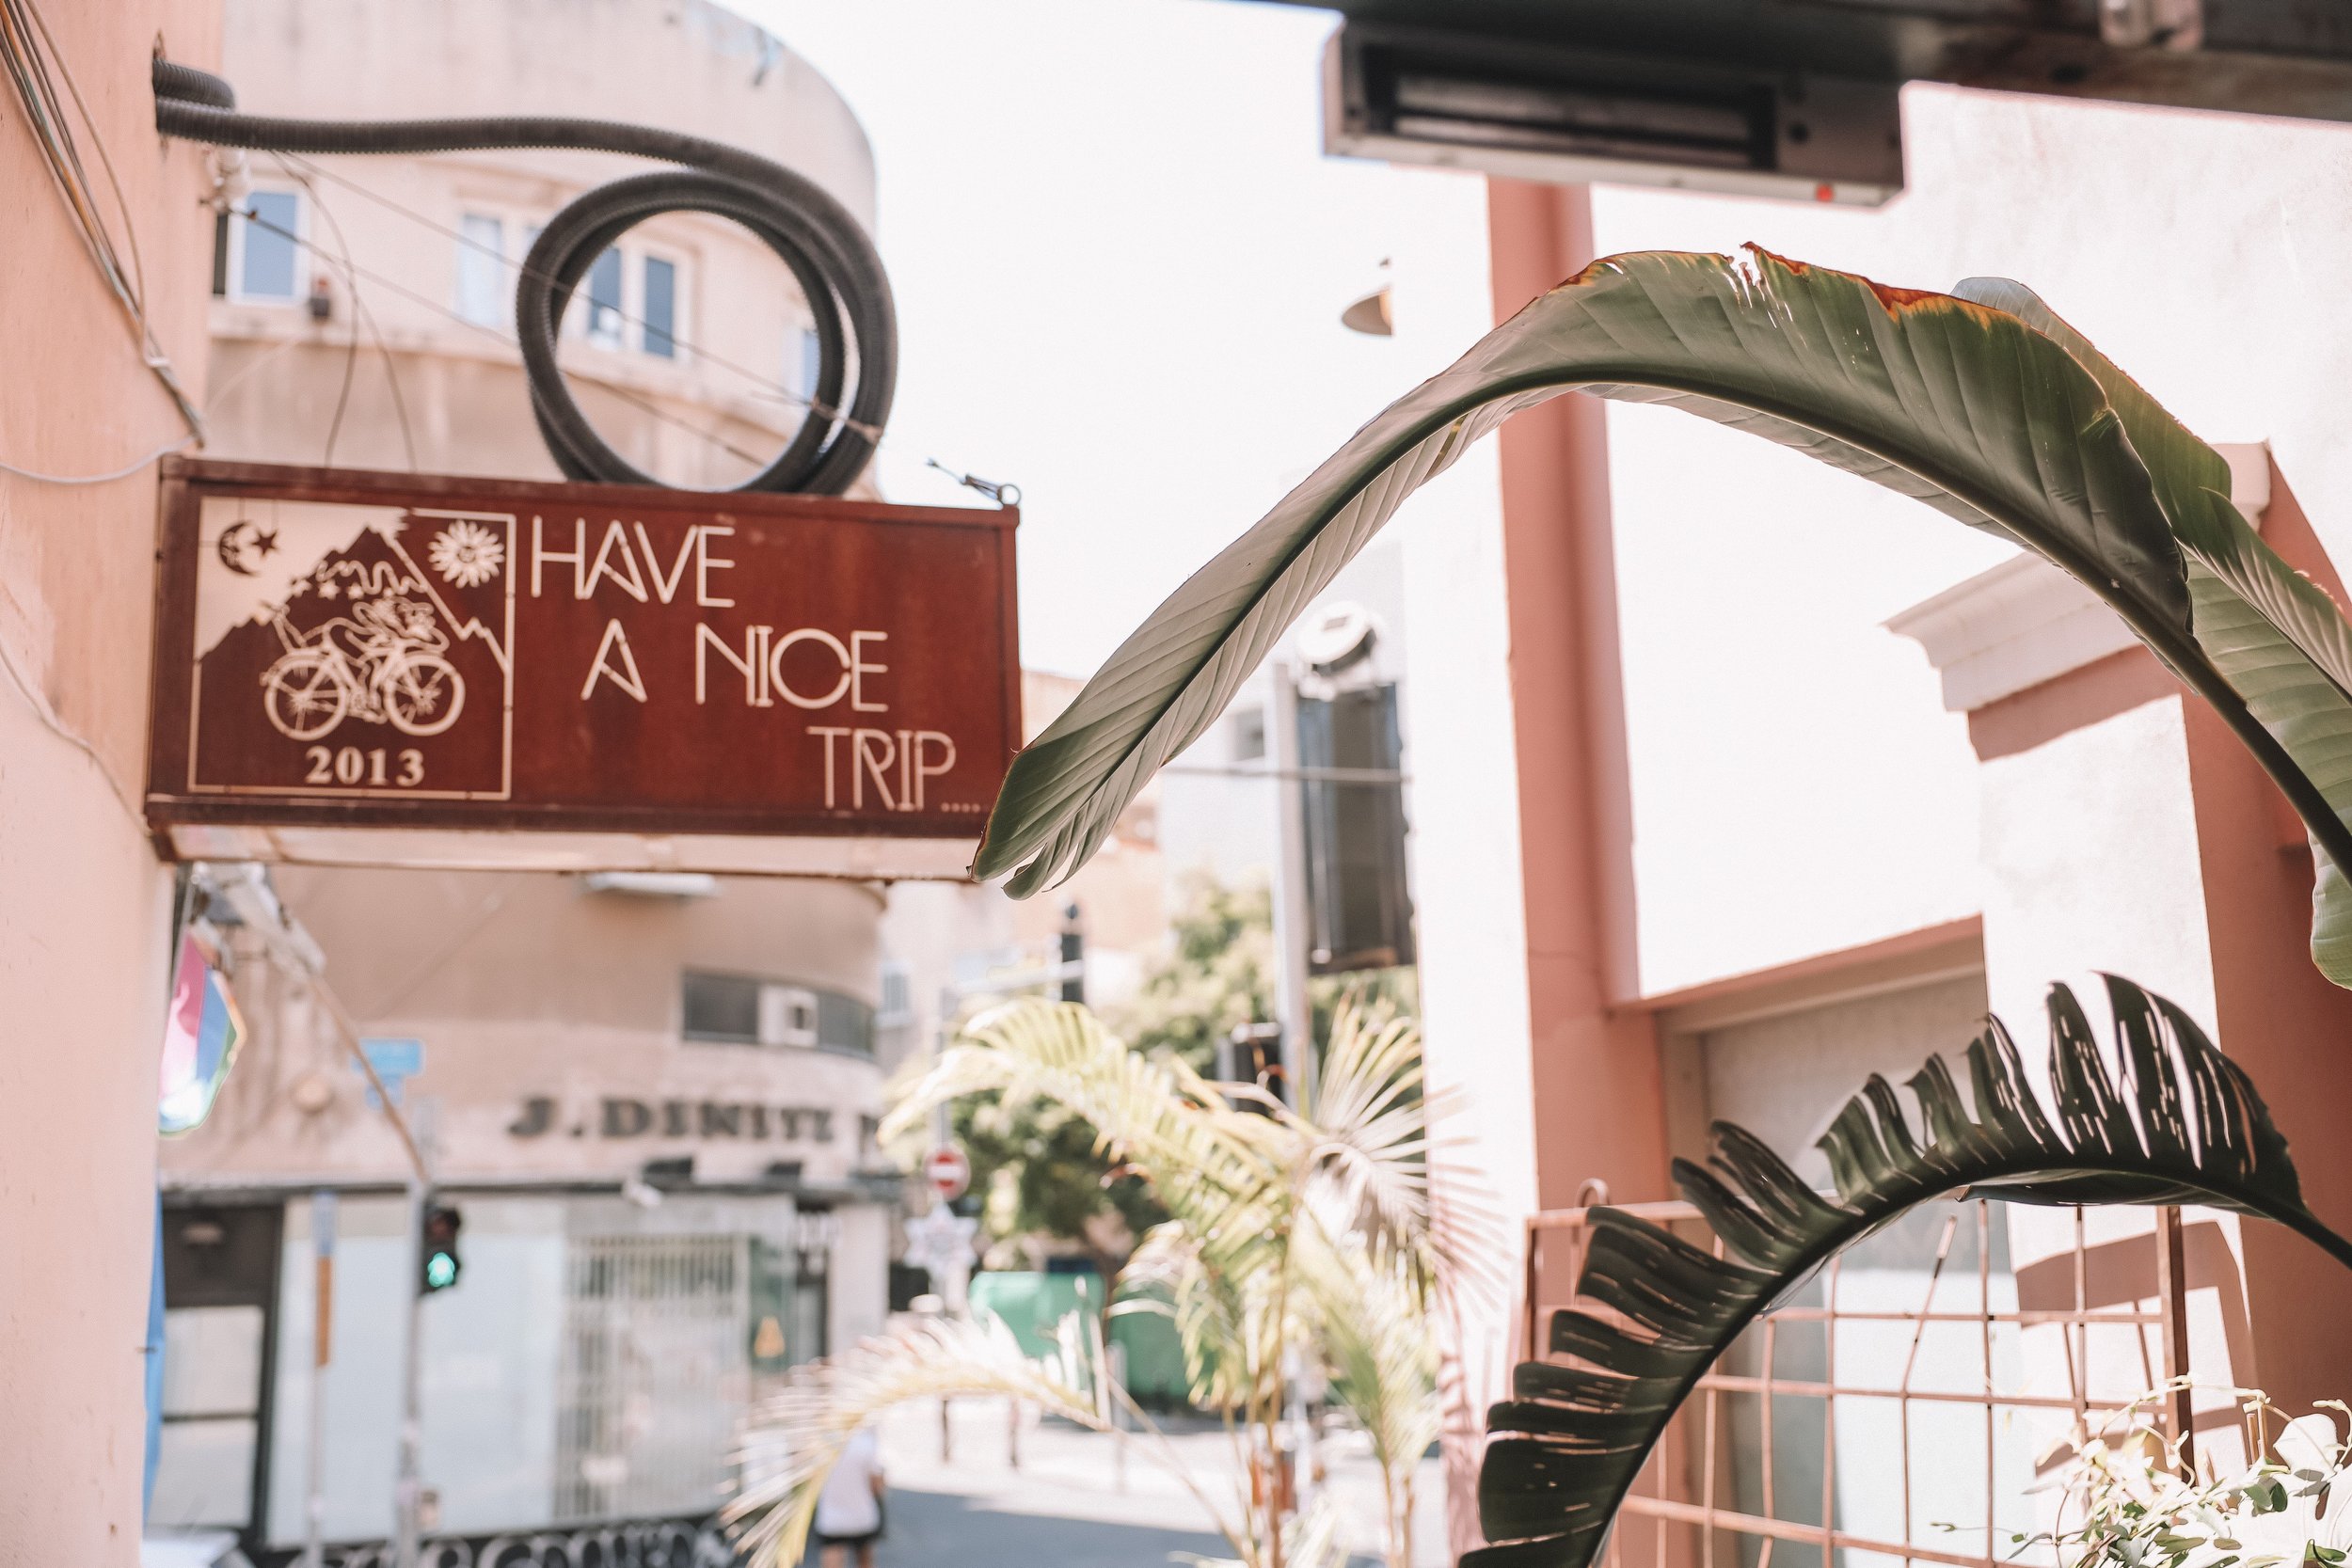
{"left": 1467, "top": 975, "right": 2352, "bottom": 1568}
{"left": 727, "top": 1316, "right": 1121, "bottom": 1566}
{"left": 973, "top": 247, "right": 2352, "bottom": 984}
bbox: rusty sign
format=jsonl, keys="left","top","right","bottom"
{"left": 145, "top": 460, "right": 1019, "bottom": 879}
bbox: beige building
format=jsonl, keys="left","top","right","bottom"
{"left": 139, "top": 0, "right": 915, "bottom": 1556}
{"left": 158, "top": 867, "right": 900, "bottom": 1546}
{"left": 204, "top": 0, "right": 879, "bottom": 493}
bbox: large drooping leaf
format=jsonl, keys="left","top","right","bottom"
{"left": 1955, "top": 279, "right": 2352, "bottom": 976}
{"left": 1466, "top": 976, "right": 2352, "bottom": 1568}
{"left": 973, "top": 247, "right": 2352, "bottom": 985}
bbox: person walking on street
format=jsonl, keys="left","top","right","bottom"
{"left": 816, "top": 1423, "right": 886, "bottom": 1568}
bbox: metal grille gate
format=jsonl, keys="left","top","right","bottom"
{"left": 1519, "top": 1197, "right": 2203, "bottom": 1568}
{"left": 556, "top": 1234, "right": 753, "bottom": 1523}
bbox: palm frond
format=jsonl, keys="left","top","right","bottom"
{"left": 1297, "top": 1001, "right": 1437, "bottom": 1262}
{"left": 1470, "top": 976, "right": 2352, "bottom": 1568}
{"left": 728, "top": 1316, "right": 1109, "bottom": 1566}
{"left": 883, "top": 1000, "right": 1273, "bottom": 1222}
{"left": 1313, "top": 1234, "right": 1443, "bottom": 1482}
{"left": 1120, "top": 1219, "right": 1256, "bottom": 1408}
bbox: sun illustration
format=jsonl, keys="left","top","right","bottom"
{"left": 428, "top": 520, "right": 506, "bottom": 588}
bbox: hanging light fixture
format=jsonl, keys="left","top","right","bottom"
{"left": 1341, "top": 258, "right": 1393, "bottom": 336}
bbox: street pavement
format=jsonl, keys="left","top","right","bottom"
{"left": 842, "top": 1396, "right": 1452, "bottom": 1568}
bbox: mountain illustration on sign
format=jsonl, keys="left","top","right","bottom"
{"left": 203, "top": 516, "right": 505, "bottom": 745}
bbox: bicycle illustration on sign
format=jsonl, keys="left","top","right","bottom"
{"left": 260, "top": 594, "right": 466, "bottom": 740}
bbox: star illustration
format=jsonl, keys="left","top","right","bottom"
{"left": 252, "top": 528, "right": 278, "bottom": 560}
{"left": 317, "top": 579, "right": 340, "bottom": 600}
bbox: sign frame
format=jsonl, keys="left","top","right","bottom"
{"left": 144, "top": 458, "right": 1021, "bottom": 880}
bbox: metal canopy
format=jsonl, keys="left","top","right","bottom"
{"left": 1270, "top": 1, "right": 2352, "bottom": 121}
{"left": 1272, "top": 2, "right": 2352, "bottom": 205}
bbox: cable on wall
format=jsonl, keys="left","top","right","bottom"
{"left": 152, "top": 57, "right": 898, "bottom": 497}
{"left": 0, "top": 0, "right": 205, "bottom": 451}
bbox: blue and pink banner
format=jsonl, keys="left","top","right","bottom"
{"left": 158, "top": 934, "right": 246, "bottom": 1136}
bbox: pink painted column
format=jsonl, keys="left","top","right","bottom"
{"left": 1486, "top": 179, "right": 1670, "bottom": 1215}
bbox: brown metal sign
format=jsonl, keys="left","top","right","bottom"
{"left": 145, "top": 459, "right": 1019, "bottom": 879}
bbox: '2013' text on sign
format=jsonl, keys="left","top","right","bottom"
{"left": 145, "top": 460, "right": 1021, "bottom": 879}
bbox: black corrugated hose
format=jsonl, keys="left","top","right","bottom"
{"left": 153, "top": 56, "right": 896, "bottom": 496}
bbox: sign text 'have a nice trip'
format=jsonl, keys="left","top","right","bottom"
{"left": 145, "top": 461, "right": 1021, "bottom": 879}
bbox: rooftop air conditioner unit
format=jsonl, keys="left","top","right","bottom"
{"left": 757, "top": 984, "right": 819, "bottom": 1049}
{"left": 1323, "top": 23, "right": 1905, "bottom": 207}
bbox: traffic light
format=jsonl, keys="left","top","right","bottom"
{"left": 1057, "top": 903, "right": 1084, "bottom": 1005}
{"left": 420, "top": 1205, "right": 462, "bottom": 1294}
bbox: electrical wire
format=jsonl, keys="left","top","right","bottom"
{"left": 255, "top": 150, "right": 1018, "bottom": 505}
{"left": 352, "top": 288, "right": 421, "bottom": 471}
{"left": 230, "top": 201, "right": 773, "bottom": 472}
{"left": 0, "top": 436, "right": 198, "bottom": 486}
{"left": 0, "top": 0, "right": 204, "bottom": 440}
{"left": 0, "top": 611, "right": 144, "bottom": 825}
{"left": 264, "top": 148, "right": 424, "bottom": 469}
{"left": 274, "top": 149, "right": 863, "bottom": 436}
{"left": 282, "top": 160, "right": 365, "bottom": 467}
{"left": 154, "top": 58, "right": 895, "bottom": 495}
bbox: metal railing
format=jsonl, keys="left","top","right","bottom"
{"left": 1518, "top": 1196, "right": 2199, "bottom": 1568}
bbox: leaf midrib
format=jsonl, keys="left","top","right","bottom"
{"left": 993, "top": 359, "right": 2352, "bottom": 899}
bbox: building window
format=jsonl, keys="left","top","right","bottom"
{"left": 454, "top": 213, "right": 506, "bottom": 325}
{"left": 586, "top": 246, "right": 625, "bottom": 344}
{"left": 232, "top": 188, "right": 303, "bottom": 303}
{"left": 818, "top": 991, "right": 875, "bottom": 1056}
{"left": 1232, "top": 704, "right": 1267, "bottom": 763}
{"left": 790, "top": 325, "right": 822, "bottom": 404}
{"left": 642, "top": 255, "right": 677, "bottom": 358}
{"left": 1297, "top": 682, "right": 1416, "bottom": 974}
{"left": 878, "top": 960, "right": 912, "bottom": 1024}
{"left": 681, "top": 972, "right": 869, "bottom": 1054}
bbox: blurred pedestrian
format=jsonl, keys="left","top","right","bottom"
{"left": 816, "top": 1423, "right": 885, "bottom": 1568}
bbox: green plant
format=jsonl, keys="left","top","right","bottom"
{"left": 1982, "top": 1382, "right": 2352, "bottom": 1568}
{"left": 731, "top": 997, "right": 1466, "bottom": 1568}
{"left": 950, "top": 877, "right": 1420, "bottom": 1275}
{"left": 972, "top": 248, "right": 2352, "bottom": 988}
{"left": 1111, "top": 874, "right": 1277, "bottom": 1077}
{"left": 1470, "top": 976, "right": 2352, "bottom": 1568}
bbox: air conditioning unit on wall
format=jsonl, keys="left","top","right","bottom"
{"left": 1323, "top": 24, "right": 1905, "bottom": 207}
{"left": 757, "top": 985, "right": 819, "bottom": 1049}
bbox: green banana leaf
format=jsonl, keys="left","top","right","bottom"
{"left": 1468, "top": 975, "right": 2352, "bottom": 1568}
{"left": 973, "top": 246, "right": 2352, "bottom": 986}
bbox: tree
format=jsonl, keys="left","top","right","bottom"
{"left": 731, "top": 998, "right": 1467, "bottom": 1568}
{"left": 1112, "top": 874, "right": 1276, "bottom": 1076}
{"left": 946, "top": 876, "right": 1272, "bottom": 1274}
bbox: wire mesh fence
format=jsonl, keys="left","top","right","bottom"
{"left": 1518, "top": 1197, "right": 2202, "bottom": 1568}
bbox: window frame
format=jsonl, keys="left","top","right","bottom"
{"left": 453, "top": 210, "right": 511, "bottom": 328}
{"left": 639, "top": 248, "right": 685, "bottom": 361}
{"left": 679, "top": 969, "right": 875, "bottom": 1056}
{"left": 583, "top": 245, "right": 628, "bottom": 350}
{"left": 225, "top": 184, "right": 308, "bottom": 306}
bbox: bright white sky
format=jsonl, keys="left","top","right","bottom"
{"left": 730, "top": 0, "right": 1498, "bottom": 678}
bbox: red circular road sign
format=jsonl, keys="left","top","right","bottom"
{"left": 924, "top": 1147, "right": 971, "bottom": 1202}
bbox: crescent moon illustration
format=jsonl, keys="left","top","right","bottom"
{"left": 215, "top": 519, "right": 279, "bottom": 577}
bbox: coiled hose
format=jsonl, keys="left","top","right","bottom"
{"left": 153, "top": 57, "right": 895, "bottom": 496}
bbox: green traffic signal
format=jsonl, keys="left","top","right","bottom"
{"left": 420, "top": 1205, "right": 463, "bottom": 1294}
